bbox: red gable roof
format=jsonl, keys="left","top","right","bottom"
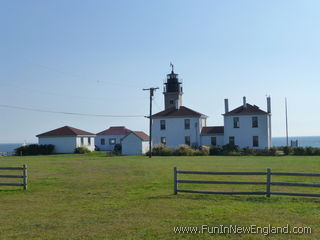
{"left": 132, "top": 131, "right": 150, "bottom": 141}
{"left": 122, "top": 131, "right": 150, "bottom": 141}
{"left": 97, "top": 126, "right": 132, "bottom": 135}
{"left": 37, "top": 126, "right": 95, "bottom": 137}
{"left": 224, "top": 103, "right": 268, "bottom": 116}
{"left": 201, "top": 126, "right": 224, "bottom": 135}
{"left": 152, "top": 106, "right": 207, "bottom": 118}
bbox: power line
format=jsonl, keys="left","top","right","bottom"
{"left": 0, "top": 104, "right": 144, "bottom": 118}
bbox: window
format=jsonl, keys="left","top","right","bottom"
{"left": 184, "top": 119, "right": 190, "bottom": 129}
{"left": 88, "top": 137, "right": 91, "bottom": 145}
{"left": 185, "top": 136, "right": 190, "bottom": 146}
{"left": 109, "top": 138, "right": 116, "bottom": 145}
{"left": 253, "top": 136, "right": 259, "bottom": 147}
{"left": 169, "top": 100, "right": 174, "bottom": 104}
{"left": 211, "top": 136, "right": 217, "bottom": 146}
{"left": 233, "top": 117, "right": 240, "bottom": 128}
{"left": 81, "top": 137, "right": 84, "bottom": 145}
{"left": 161, "top": 137, "right": 166, "bottom": 145}
{"left": 101, "top": 138, "right": 105, "bottom": 145}
{"left": 252, "top": 117, "right": 258, "bottom": 128}
{"left": 229, "top": 136, "right": 235, "bottom": 145}
{"left": 160, "top": 120, "right": 166, "bottom": 130}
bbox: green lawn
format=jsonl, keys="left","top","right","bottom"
{"left": 0, "top": 153, "right": 319, "bottom": 239}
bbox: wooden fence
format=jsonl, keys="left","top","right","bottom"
{"left": 173, "top": 167, "right": 320, "bottom": 197}
{"left": 0, "top": 165, "right": 27, "bottom": 190}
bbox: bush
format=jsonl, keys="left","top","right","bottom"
{"left": 74, "top": 147, "right": 90, "bottom": 154}
{"left": 113, "top": 144, "right": 122, "bottom": 155}
{"left": 292, "top": 147, "right": 305, "bottom": 155}
{"left": 150, "top": 144, "right": 173, "bottom": 156}
{"left": 173, "top": 145, "right": 194, "bottom": 156}
{"left": 209, "top": 146, "right": 223, "bottom": 155}
{"left": 282, "top": 146, "right": 292, "bottom": 155}
{"left": 241, "top": 147, "right": 254, "bottom": 155}
{"left": 15, "top": 144, "right": 54, "bottom": 156}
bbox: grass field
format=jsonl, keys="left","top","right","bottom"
{"left": 0, "top": 153, "right": 319, "bottom": 240}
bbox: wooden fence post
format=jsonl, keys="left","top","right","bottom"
{"left": 174, "top": 167, "right": 177, "bottom": 195}
{"left": 23, "top": 164, "right": 27, "bottom": 190}
{"left": 266, "top": 168, "right": 271, "bottom": 197}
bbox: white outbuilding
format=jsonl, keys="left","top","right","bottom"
{"left": 37, "top": 126, "right": 95, "bottom": 153}
{"left": 95, "top": 126, "right": 132, "bottom": 151}
{"left": 121, "top": 131, "right": 150, "bottom": 155}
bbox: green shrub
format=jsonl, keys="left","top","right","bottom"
{"left": 15, "top": 144, "right": 54, "bottom": 156}
{"left": 150, "top": 145, "right": 173, "bottom": 156}
{"left": 173, "top": 145, "right": 194, "bottom": 156}
{"left": 292, "top": 147, "right": 305, "bottom": 155}
{"left": 241, "top": 147, "right": 254, "bottom": 155}
{"left": 113, "top": 144, "right": 122, "bottom": 155}
{"left": 74, "top": 147, "right": 90, "bottom": 154}
{"left": 282, "top": 146, "right": 292, "bottom": 155}
{"left": 209, "top": 146, "right": 223, "bottom": 155}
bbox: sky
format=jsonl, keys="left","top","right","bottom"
{"left": 1, "top": 0, "right": 320, "bottom": 143}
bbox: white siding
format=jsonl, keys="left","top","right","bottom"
{"left": 39, "top": 136, "right": 77, "bottom": 153}
{"left": 201, "top": 135, "right": 224, "bottom": 146}
{"left": 122, "top": 133, "right": 149, "bottom": 155}
{"left": 95, "top": 134, "right": 125, "bottom": 151}
{"left": 76, "top": 136, "right": 95, "bottom": 151}
{"left": 39, "top": 135, "right": 95, "bottom": 153}
{"left": 142, "top": 141, "right": 149, "bottom": 154}
{"left": 152, "top": 117, "right": 204, "bottom": 148}
{"left": 223, "top": 114, "right": 270, "bottom": 149}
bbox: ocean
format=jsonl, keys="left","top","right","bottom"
{"left": 1, "top": 137, "right": 320, "bottom": 153}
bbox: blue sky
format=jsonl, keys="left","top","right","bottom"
{"left": 1, "top": 0, "right": 320, "bottom": 143}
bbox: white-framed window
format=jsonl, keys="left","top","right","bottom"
{"left": 109, "top": 138, "right": 116, "bottom": 145}
{"left": 81, "top": 137, "right": 84, "bottom": 145}
{"left": 252, "top": 116, "right": 258, "bottom": 128}
{"left": 211, "top": 136, "right": 217, "bottom": 146}
{"left": 88, "top": 137, "right": 91, "bottom": 146}
{"left": 253, "top": 136, "right": 259, "bottom": 147}
{"left": 229, "top": 136, "right": 235, "bottom": 145}
{"left": 233, "top": 117, "right": 240, "bottom": 128}
{"left": 184, "top": 119, "right": 190, "bottom": 129}
{"left": 161, "top": 137, "right": 166, "bottom": 145}
{"left": 160, "top": 120, "right": 166, "bottom": 130}
{"left": 185, "top": 136, "right": 190, "bottom": 146}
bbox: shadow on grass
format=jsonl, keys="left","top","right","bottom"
{"left": 148, "top": 193, "right": 320, "bottom": 203}
{"left": 0, "top": 189, "right": 25, "bottom": 194}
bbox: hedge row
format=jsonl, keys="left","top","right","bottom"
{"left": 15, "top": 144, "right": 54, "bottom": 156}
{"left": 148, "top": 144, "right": 320, "bottom": 156}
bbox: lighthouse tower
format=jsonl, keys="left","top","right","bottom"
{"left": 163, "top": 64, "right": 183, "bottom": 110}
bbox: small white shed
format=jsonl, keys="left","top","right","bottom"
{"left": 37, "top": 126, "right": 96, "bottom": 153}
{"left": 121, "top": 131, "right": 150, "bottom": 155}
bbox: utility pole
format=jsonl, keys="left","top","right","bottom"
{"left": 285, "top": 97, "right": 289, "bottom": 147}
{"left": 143, "top": 87, "right": 159, "bottom": 158}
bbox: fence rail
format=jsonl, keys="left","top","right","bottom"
{"left": 173, "top": 167, "right": 320, "bottom": 198}
{"left": 0, "top": 165, "right": 27, "bottom": 190}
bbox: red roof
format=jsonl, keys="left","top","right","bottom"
{"left": 122, "top": 131, "right": 150, "bottom": 141}
{"left": 37, "top": 126, "right": 95, "bottom": 137}
{"left": 224, "top": 103, "right": 268, "bottom": 116}
{"left": 97, "top": 126, "right": 132, "bottom": 135}
{"left": 152, "top": 106, "right": 206, "bottom": 118}
{"left": 132, "top": 131, "right": 150, "bottom": 141}
{"left": 201, "top": 126, "right": 224, "bottom": 135}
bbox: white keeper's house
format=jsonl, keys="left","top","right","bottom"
{"left": 37, "top": 126, "right": 96, "bottom": 153}
{"left": 152, "top": 67, "right": 272, "bottom": 149}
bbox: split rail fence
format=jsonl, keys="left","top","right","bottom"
{"left": 0, "top": 165, "right": 27, "bottom": 190}
{"left": 173, "top": 167, "right": 320, "bottom": 197}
